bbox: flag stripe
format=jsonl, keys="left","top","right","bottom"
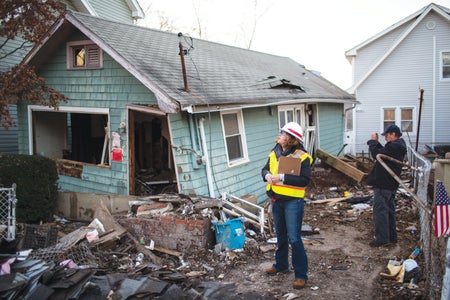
{"left": 434, "top": 180, "right": 450, "bottom": 238}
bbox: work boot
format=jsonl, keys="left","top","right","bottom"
{"left": 293, "top": 279, "right": 306, "bottom": 289}
{"left": 265, "top": 266, "right": 289, "bottom": 275}
{"left": 265, "top": 266, "right": 278, "bottom": 275}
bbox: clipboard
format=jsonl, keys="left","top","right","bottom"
{"left": 278, "top": 156, "right": 301, "bottom": 176}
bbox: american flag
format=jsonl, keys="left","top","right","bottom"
{"left": 434, "top": 180, "right": 450, "bottom": 237}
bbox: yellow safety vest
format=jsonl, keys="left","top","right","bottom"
{"left": 266, "top": 149, "right": 313, "bottom": 198}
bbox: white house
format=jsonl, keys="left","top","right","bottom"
{"left": 345, "top": 3, "right": 450, "bottom": 156}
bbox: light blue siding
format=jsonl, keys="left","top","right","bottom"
{"left": 317, "top": 103, "right": 345, "bottom": 155}
{"left": 17, "top": 31, "right": 157, "bottom": 195}
{"left": 87, "top": 0, "right": 135, "bottom": 23}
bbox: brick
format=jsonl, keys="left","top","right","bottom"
{"left": 118, "top": 215, "right": 215, "bottom": 252}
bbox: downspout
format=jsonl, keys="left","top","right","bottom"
{"left": 189, "top": 114, "right": 201, "bottom": 169}
{"left": 199, "top": 117, "right": 215, "bottom": 198}
{"left": 344, "top": 103, "right": 358, "bottom": 154}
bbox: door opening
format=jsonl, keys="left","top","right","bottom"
{"left": 129, "top": 109, "right": 177, "bottom": 196}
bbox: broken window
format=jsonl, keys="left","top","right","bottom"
{"left": 66, "top": 40, "right": 103, "bottom": 70}
{"left": 220, "top": 110, "right": 248, "bottom": 167}
{"left": 31, "top": 107, "right": 109, "bottom": 166}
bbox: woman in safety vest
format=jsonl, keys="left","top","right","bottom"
{"left": 261, "top": 122, "right": 313, "bottom": 290}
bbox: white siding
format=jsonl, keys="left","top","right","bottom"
{"left": 353, "top": 10, "right": 450, "bottom": 154}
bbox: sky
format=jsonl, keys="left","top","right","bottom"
{"left": 137, "top": 0, "right": 450, "bottom": 90}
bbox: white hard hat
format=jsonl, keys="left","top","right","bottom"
{"left": 281, "top": 122, "right": 303, "bottom": 142}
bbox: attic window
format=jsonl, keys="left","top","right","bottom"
{"left": 67, "top": 40, "right": 103, "bottom": 70}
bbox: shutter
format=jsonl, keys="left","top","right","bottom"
{"left": 86, "top": 45, "right": 102, "bottom": 68}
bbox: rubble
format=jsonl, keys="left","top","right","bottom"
{"left": 0, "top": 162, "right": 428, "bottom": 299}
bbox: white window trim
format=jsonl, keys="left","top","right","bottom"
{"left": 66, "top": 40, "right": 103, "bottom": 70}
{"left": 380, "top": 106, "right": 416, "bottom": 135}
{"left": 220, "top": 109, "right": 249, "bottom": 167}
{"left": 440, "top": 50, "right": 450, "bottom": 81}
{"left": 27, "top": 105, "right": 110, "bottom": 155}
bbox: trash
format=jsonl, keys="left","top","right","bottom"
{"left": 85, "top": 229, "right": 99, "bottom": 243}
{"left": 267, "top": 237, "right": 277, "bottom": 244}
{"left": 343, "top": 191, "right": 353, "bottom": 198}
{"left": 380, "top": 259, "right": 405, "bottom": 283}
{"left": 408, "top": 248, "right": 420, "bottom": 259}
{"left": 331, "top": 265, "right": 349, "bottom": 270}
{"left": 403, "top": 259, "right": 418, "bottom": 272}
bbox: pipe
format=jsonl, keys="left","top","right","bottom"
{"left": 415, "top": 89, "right": 424, "bottom": 152}
{"left": 188, "top": 114, "right": 200, "bottom": 169}
{"left": 199, "top": 117, "right": 215, "bottom": 198}
{"left": 178, "top": 34, "right": 189, "bottom": 92}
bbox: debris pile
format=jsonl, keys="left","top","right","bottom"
{"left": 0, "top": 161, "right": 428, "bottom": 299}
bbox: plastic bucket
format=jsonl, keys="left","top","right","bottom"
{"left": 212, "top": 218, "right": 245, "bottom": 250}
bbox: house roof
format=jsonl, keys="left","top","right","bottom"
{"left": 345, "top": 3, "right": 450, "bottom": 93}
{"left": 26, "top": 10, "right": 355, "bottom": 113}
{"left": 68, "top": 0, "right": 144, "bottom": 20}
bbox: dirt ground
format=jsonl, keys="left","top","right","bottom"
{"left": 178, "top": 166, "right": 427, "bottom": 300}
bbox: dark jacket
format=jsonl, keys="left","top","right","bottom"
{"left": 365, "top": 137, "right": 407, "bottom": 190}
{"left": 261, "top": 143, "right": 311, "bottom": 200}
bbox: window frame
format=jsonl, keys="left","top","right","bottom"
{"left": 441, "top": 50, "right": 450, "bottom": 80}
{"left": 220, "top": 109, "right": 249, "bottom": 167}
{"left": 66, "top": 40, "right": 103, "bottom": 70}
{"left": 380, "top": 106, "right": 416, "bottom": 135}
{"left": 28, "top": 105, "right": 110, "bottom": 167}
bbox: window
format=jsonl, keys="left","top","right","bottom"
{"left": 382, "top": 107, "right": 415, "bottom": 133}
{"left": 442, "top": 51, "right": 450, "bottom": 79}
{"left": 221, "top": 110, "right": 248, "bottom": 166}
{"left": 30, "top": 106, "right": 110, "bottom": 166}
{"left": 67, "top": 40, "right": 103, "bottom": 70}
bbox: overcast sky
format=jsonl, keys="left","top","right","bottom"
{"left": 137, "top": 0, "right": 450, "bottom": 90}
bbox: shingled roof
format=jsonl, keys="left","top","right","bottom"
{"left": 27, "top": 10, "right": 355, "bottom": 113}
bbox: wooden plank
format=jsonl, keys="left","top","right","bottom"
{"left": 311, "top": 196, "right": 350, "bottom": 204}
{"left": 316, "top": 149, "right": 367, "bottom": 182}
{"left": 343, "top": 154, "right": 373, "bottom": 173}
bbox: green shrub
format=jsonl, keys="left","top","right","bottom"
{"left": 0, "top": 154, "right": 58, "bottom": 223}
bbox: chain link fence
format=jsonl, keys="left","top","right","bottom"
{"left": 0, "top": 183, "right": 17, "bottom": 241}
{"left": 406, "top": 145, "right": 447, "bottom": 299}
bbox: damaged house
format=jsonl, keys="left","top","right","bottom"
{"left": 18, "top": 10, "right": 356, "bottom": 206}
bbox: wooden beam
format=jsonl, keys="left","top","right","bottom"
{"left": 315, "top": 149, "right": 367, "bottom": 182}
{"left": 343, "top": 154, "right": 373, "bottom": 173}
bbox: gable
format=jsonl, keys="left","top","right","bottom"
{"left": 346, "top": 3, "right": 450, "bottom": 93}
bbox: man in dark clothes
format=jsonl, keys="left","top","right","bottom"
{"left": 366, "top": 124, "right": 407, "bottom": 247}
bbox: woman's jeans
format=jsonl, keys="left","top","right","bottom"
{"left": 272, "top": 198, "right": 308, "bottom": 280}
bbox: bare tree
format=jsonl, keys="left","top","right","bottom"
{"left": 244, "top": 0, "right": 273, "bottom": 49}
